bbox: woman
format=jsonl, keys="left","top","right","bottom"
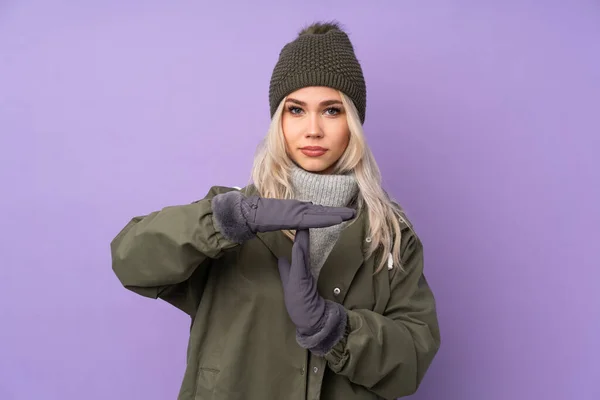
{"left": 111, "top": 21, "right": 440, "bottom": 400}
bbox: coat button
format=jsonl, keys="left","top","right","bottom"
{"left": 313, "top": 367, "right": 319, "bottom": 374}
{"left": 333, "top": 287, "right": 341, "bottom": 296}
{"left": 365, "top": 237, "right": 372, "bottom": 243}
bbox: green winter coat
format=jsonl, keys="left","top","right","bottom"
{"left": 111, "top": 185, "right": 440, "bottom": 400}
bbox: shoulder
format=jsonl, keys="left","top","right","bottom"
{"left": 389, "top": 200, "right": 416, "bottom": 236}
{"left": 390, "top": 202, "right": 423, "bottom": 267}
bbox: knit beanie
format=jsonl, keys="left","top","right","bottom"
{"left": 268, "top": 21, "right": 367, "bottom": 124}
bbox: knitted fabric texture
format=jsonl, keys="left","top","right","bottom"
{"left": 269, "top": 27, "right": 367, "bottom": 123}
{"left": 290, "top": 165, "right": 359, "bottom": 279}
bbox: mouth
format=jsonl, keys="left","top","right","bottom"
{"left": 300, "top": 146, "right": 328, "bottom": 157}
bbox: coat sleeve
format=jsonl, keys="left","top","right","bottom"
{"left": 110, "top": 186, "right": 241, "bottom": 315}
{"left": 323, "top": 225, "right": 441, "bottom": 399}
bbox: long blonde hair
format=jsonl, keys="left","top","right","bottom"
{"left": 250, "top": 91, "right": 408, "bottom": 273}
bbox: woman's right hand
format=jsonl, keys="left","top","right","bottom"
{"left": 211, "top": 190, "right": 355, "bottom": 243}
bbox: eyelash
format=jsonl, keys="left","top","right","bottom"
{"left": 287, "top": 106, "right": 342, "bottom": 116}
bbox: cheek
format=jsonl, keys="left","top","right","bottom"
{"left": 282, "top": 118, "right": 300, "bottom": 143}
{"left": 281, "top": 120, "right": 292, "bottom": 149}
{"left": 332, "top": 126, "right": 350, "bottom": 153}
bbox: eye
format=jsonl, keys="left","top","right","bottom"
{"left": 324, "top": 107, "right": 342, "bottom": 116}
{"left": 287, "top": 106, "right": 304, "bottom": 115}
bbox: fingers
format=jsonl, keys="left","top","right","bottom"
{"left": 277, "top": 257, "right": 291, "bottom": 284}
{"left": 292, "top": 230, "right": 309, "bottom": 271}
{"left": 290, "top": 230, "right": 311, "bottom": 282}
{"left": 300, "top": 206, "right": 355, "bottom": 229}
{"left": 294, "top": 229, "right": 310, "bottom": 248}
{"left": 277, "top": 231, "right": 308, "bottom": 287}
{"left": 310, "top": 205, "right": 356, "bottom": 222}
{"left": 298, "top": 212, "right": 352, "bottom": 229}
{"left": 249, "top": 197, "right": 355, "bottom": 232}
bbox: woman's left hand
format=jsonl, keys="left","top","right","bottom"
{"left": 278, "top": 230, "right": 348, "bottom": 356}
{"left": 277, "top": 229, "right": 326, "bottom": 335}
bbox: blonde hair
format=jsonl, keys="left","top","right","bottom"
{"left": 249, "top": 91, "right": 408, "bottom": 273}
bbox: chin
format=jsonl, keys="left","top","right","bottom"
{"left": 295, "top": 159, "right": 334, "bottom": 174}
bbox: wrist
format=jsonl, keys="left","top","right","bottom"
{"left": 211, "top": 191, "right": 255, "bottom": 243}
{"left": 295, "top": 300, "right": 348, "bottom": 356}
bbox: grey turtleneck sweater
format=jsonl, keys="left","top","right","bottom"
{"left": 290, "top": 165, "right": 359, "bottom": 279}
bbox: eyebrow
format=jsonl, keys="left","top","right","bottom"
{"left": 286, "top": 98, "right": 343, "bottom": 107}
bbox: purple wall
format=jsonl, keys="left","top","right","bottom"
{"left": 1, "top": 1, "right": 598, "bottom": 399}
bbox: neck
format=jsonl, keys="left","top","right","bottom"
{"left": 290, "top": 165, "right": 359, "bottom": 207}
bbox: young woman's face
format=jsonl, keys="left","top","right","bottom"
{"left": 281, "top": 86, "right": 350, "bottom": 174}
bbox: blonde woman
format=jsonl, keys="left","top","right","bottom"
{"left": 111, "top": 21, "right": 440, "bottom": 400}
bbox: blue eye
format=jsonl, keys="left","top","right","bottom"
{"left": 287, "top": 106, "right": 303, "bottom": 114}
{"left": 325, "top": 107, "right": 341, "bottom": 116}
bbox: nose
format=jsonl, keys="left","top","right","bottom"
{"left": 305, "top": 113, "right": 323, "bottom": 138}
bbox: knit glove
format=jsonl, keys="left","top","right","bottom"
{"left": 277, "top": 229, "right": 348, "bottom": 355}
{"left": 212, "top": 190, "right": 355, "bottom": 243}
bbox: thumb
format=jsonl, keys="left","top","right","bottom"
{"left": 277, "top": 257, "right": 291, "bottom": 285}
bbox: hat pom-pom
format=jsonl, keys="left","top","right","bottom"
{"left": 298, "top": 21, "right": 345, "bottom": 36}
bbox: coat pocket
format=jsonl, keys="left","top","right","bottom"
{"left": 195, "top": 367, "right": 220, "bottom": 398}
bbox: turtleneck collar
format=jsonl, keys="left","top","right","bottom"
{"left": 290, "top": 164, "right": 359, "bottom": 207}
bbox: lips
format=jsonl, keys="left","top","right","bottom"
{"left": 300, "top": 146, "right": 327, "bottom": 157}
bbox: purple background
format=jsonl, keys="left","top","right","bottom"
{"left": 1, "top": 1, "right": 599, "bottom": 399}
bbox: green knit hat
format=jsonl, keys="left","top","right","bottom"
{"left": 269, "top": 21, "right": 367, "bottom": 124}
